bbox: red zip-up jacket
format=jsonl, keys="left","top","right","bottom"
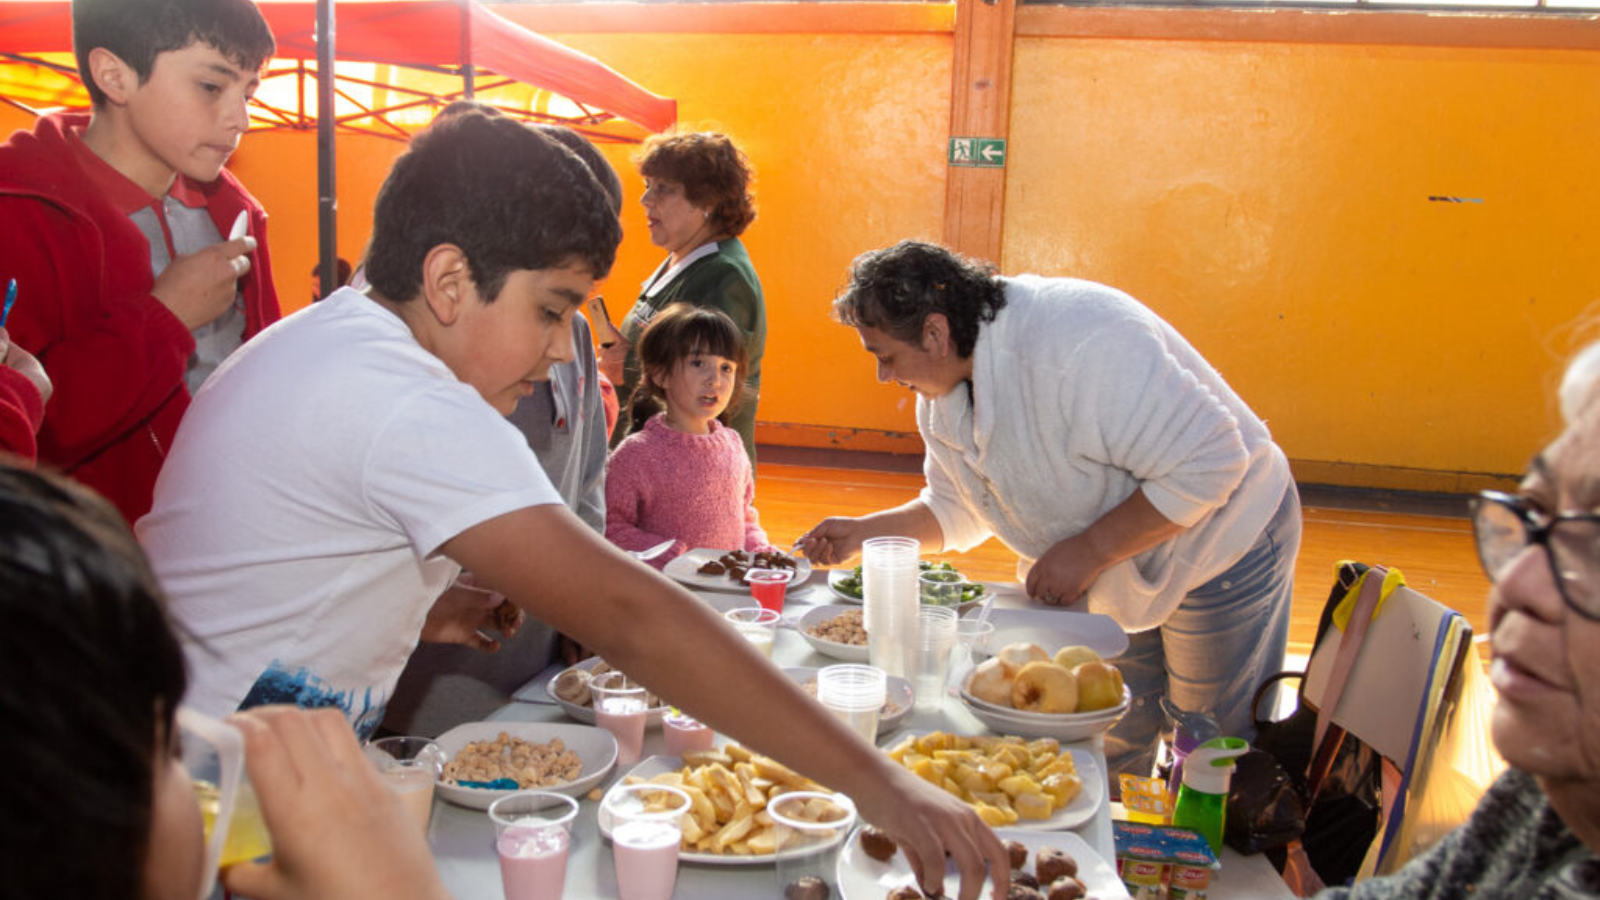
{"left": 0, "top": 112, "right": 279, "bottom": 522}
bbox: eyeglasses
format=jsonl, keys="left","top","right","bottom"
{"left": 1470, "top": 490, "right": 1600, "bottom": 621}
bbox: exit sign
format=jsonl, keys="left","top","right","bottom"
{"left": 948, "top": 137, "right": 1006, "bottom": 168}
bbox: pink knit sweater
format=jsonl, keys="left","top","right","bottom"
{"left": 604, "top": 414, "right": 774, "bottom": 568}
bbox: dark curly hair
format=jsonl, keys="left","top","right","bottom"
{"left": 364, "top": 112, "right": 622, "bottom": 304}
{"left": 831, "top": 240, "right": 1007, "bottom": 359}
{"left": 0, "top": 460, "right": 188, "bottom": 900}
{"left": 74, "top": 0, "right": 276, "bottom": 107}
{"left": 629, "top": 304, "right": 751, "bottom": 427}
{"left": 636, "top": 131, "right": 757, "bottom": 238}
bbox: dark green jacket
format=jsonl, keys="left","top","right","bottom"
{"left": 613, "top": 237, "right": 765, "bottom": 462}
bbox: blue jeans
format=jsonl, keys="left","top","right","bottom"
{"left": 1102, "top": 484, "right": 1302, "bottom": 782}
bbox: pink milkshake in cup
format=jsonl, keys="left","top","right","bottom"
{"left": 605, "top": 783, "right": 691, "bottom": 900}
{"left": 591, "top": 671, "right": 649, "bottom": 767}
{"left": 662, "top": 710, "right": 715, "bottom": 757}
{"left": 489, "top": 791, "right": 580, "bottom": 900}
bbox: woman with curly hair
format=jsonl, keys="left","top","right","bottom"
{"left": 797, "top": 240, "right": 1301, "bottom": 780}
{"left": 600, "top": 130, "right": 766, "bottom": 462}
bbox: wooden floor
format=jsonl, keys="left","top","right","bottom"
{"left": 754, "top": 461, "right": 1492, "bottom": 660}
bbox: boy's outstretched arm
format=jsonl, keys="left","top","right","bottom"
{"left": 444, "top": 505, "right": 1012, "bottom": 900}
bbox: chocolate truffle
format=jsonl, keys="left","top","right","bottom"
{"left": 785, "top": 876, "right": 830, "bottom": 900}
{"left": 859, "top": 826, "right": 899, "bottom": 862}
{"left": 1035, "top": 847, "right": 1078, "bottom": 885}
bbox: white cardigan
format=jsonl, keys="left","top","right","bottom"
{"left": 917, "top": 275, "right": 1291, "bottom": 632}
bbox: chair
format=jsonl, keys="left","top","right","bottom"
{"left": 1297, "top": 563, "right": 1502, "bottom": 882}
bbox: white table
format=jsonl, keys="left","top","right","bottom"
{"left": 424, "top": 578, "right": 1291, "bottom": 899}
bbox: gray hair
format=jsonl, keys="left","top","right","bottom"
{"left": 1560, "top": 340, "right": 1600, "bottom": 424}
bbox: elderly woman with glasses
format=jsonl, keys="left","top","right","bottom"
{"left": 1312, "top": 345, "right": 1600, "bottom": 899}
{"left": 796, "top": 240, "right": 1301, "bottom": 778}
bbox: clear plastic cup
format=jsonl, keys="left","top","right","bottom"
{"left": 862, "top": 537, "right": 919, "bottom": 678}
{"left": 606, "top": 783, "right": 691, "bottom": 900}
{"left": 909, "top": 606, "right": 958, "bottom": 712}
{"left": 769, "top": 792, "right": 857, "bottom": 900}
{"left": 746, "top": 567, "right": 793, "bottom": 614}
{"left": 178, "top": 705, "right": 271, "bottom": 893}
{"left": 724, "top": 605, "right": 781, "bottom": 658}
{"left": 949, "top": 618, "right": 997, "bottom": 691}
{"left": 816, "top": 664, "right": 886, "bottom": 743}
{"left": 489, "top": 792, "right": 580, "bottom": 900}
{"left": 365, "top": 735, "right": 446, "bottom": 833}
{"left": 591, "top": 671, "right": 649, "bottom": 767}
{"left": 662, "top": 711, "right": 715, "bottom": 757}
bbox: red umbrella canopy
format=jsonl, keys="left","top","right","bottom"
{"left": 0, "top": 0, "right": 675, "bottom": 140}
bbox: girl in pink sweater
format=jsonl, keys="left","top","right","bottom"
{"left": 605, "top": 305, "right": 775, "bottom": 567}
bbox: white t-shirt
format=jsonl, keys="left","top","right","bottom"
{"left": 138, "top": 288, "right": 562, "bottom": 736}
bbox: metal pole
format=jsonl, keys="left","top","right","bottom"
{"left": 461, "top": 0, "right": 474, "bottom": 99}
{"left": 317, "top": 0, "right": 338, "bottom": 300}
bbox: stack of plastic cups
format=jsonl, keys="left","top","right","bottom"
{"left": 816, "top": 664, "right": 887, "bottom": 744}
{"left": 909, "top": 605, "right": 958, "bottom": 712}
{"left": 861, "top": 536, "right": 920, "bottom": 679}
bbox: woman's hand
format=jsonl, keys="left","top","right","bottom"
{"left": 597, "top": 337, "right": 629, "bottom": 385}
{"left": 1026, "top": 490, "right": 1185, "bottom": 605}
{"left": 1024, "top": 533, "right": 1106, "bottom": 606}
{"left": 220, "top": 707, "right": 453, "bottom": 900}
{"left": 793, "top": 516, "right": 870, "bottom": 566}
{"left": 853, "top": 765, "right": 1012, "bottom": 900}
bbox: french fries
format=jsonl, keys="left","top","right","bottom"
{"left": 885, "top": 731, "right": 1082, "bottom": 827}
{"left": 620, "top": 744, "right": 845, "bottom": 856}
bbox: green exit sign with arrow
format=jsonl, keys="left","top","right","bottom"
{"left": 948, "top": 137, "right": 1007, "bottom": 168}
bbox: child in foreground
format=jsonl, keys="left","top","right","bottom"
{"left": 137, "top": 112, "right": 1009, "bottom": 900}
{"left": 605, "top": 303, "right": 777, "bottom": 567}
{"left": 0, "top": 461, "right": 449, "bottom": 900}
{"left": 0, "top": 0, "right": 280, "bottom": 523}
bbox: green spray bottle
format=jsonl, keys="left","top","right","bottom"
{"left": 1169, "top": 736, "right": 1249, "bottom": 853}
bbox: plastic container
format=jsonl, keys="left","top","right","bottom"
{"left": 1170, "top": 736, "right": 1248, "bottom": 853}
{"left": 1160, "top": 697, "right": 1220, "bottom": 809}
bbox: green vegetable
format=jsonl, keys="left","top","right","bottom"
{"left": 834, "top": 561, "right": 984, "bottom": 604}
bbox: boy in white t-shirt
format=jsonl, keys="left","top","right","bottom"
{"left": 136, "top": 112, "right": 1008, "bottom": 898}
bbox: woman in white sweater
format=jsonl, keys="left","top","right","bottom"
{"left": 798, "top": 240, "right": 1301, "bottom": 778}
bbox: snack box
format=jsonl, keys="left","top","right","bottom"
{"left": 1111, "top": 821, "right": 1218, "bottom": 900}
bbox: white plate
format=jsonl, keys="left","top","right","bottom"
{"left": 547, "top": 657, "right": 672, "bottom": 728}
{"left": 980, "top": 608, "right": 1129, "bottom": 660}
{"left": 826, "top": 568, "right": 990, "bottom": 611}
{"left": 836, "top": 827, "right": 1130, "bottom": 899}
{"left": 795, "top": 604, "right": 870, "bottom": 662}
{"left": 960, "top": 685, "right": 1132, "bottom": 742}
{"left": 783, "top": 666, "right": 913, "bottom": 737}
{"left": 599, "top": 755, "right": 852, "bottom": 866}
{"left": 664, "top": 548, "right": 813, "bottom": 595}
{"left": 433, "top": 721, "right": 617, "bottom": 810}
{"left": 883, "top": 732, "right": 1104, "bottom": 831}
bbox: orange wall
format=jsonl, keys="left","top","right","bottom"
{"left": 14, "top": 6, "right": 1599, "bottom": 490}
{"left": 1004, "top": 36, "right": 1600, "bottom": 489}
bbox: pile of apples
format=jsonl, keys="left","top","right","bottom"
{"left": 967, "top": 643, "right": 1124, "bottom": 714}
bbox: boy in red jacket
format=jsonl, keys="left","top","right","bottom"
{"left": 0, "top": 0, "right": 280, "bottom": 522}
